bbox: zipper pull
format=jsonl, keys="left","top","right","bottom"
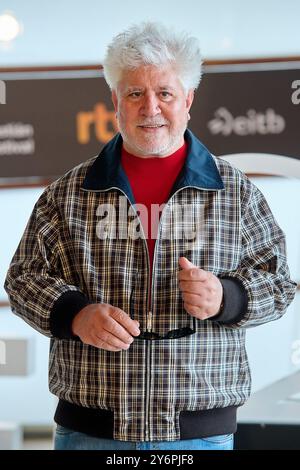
{"left": 147, "top": 311, "right": 153, "bottom": 332}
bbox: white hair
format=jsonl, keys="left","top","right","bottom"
{"left": 103, "top": 22, "right": 202, "bottom": 94}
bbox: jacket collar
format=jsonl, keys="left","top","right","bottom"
{"left": 81, "top": 129, "right": 224, "bottom": 204}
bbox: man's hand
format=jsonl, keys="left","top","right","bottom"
{"left": 178, "top": 257, "right": 223, "bottom": 320}
{"left": 72, "top": 303, "right": 140, "bottom": 352}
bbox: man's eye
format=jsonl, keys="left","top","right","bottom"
{"left": 160, "top": 91, "right": 172, "bottom": 98}
{"left": 129, "top": 92, "right": 142, "bottom": 98}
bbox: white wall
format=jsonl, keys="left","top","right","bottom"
{"left": 246, "top": 177, "right": 300, "bottom": 392}
{"left": 0, "top": 188, "right": 56, "bottom": 426}
{"left": 0, "top": 0, "right": 300, "bottom": 67}
{"left": 0, "top": 306, "right": 56, "bottom": 425}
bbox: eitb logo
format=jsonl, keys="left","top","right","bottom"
{"left": 0, "top": 80, "right": 6, "bottom": 104}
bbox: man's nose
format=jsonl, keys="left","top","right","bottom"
{"left": 140, "top": 93, "right": 161, "bottom": 116}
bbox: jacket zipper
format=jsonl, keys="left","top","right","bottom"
{"left": 144, "top": 240, "right": 151, "bottom": 441}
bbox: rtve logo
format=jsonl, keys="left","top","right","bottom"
{"left": 76, "top": 102, "right": 118, "bottom": 144}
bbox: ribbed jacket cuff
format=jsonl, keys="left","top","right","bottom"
{"left": 209, "top": 277, "right": 248, "bottom": 324}
{"left": 50, "top": 291, "right": 90, "bottom": 339}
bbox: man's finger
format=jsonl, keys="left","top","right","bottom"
{"left": 92, "top": 336, "right": 123, "bottom": 352}
{"left": 182, "top": 292, "right": 204, "bottom": 308}
{"left": 104, "top": 317, "right": 136, "bottom": 344}
{"left": 178, "top": 267, "right": 207, "bottom": 281}
{"left": 178, "top": 257, "right": 196, "bottom": 270}
{"left": 97, "top": 330, "right": 133, "bottom": 350}
{"left": 178, "top": 257, "right": 208, "bottom": 281}
{"left": 179, "top": 280, "right": 206, "bottom": 294}
{"left": 110, "top": 308, "right": 140, "bottom": 337}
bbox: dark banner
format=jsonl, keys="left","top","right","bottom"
{"left": 0, "top": 64, "right": 299, "bottom": 184}
{"left": 191, "top": 66, "right": 300, "bottom": 158}
{"left": 0, "top": 71, "right": 115, "bottom": 183}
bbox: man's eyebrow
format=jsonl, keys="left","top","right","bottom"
{"left": 126, "top": 86, "right": 144, "bottom": 92}
{"left": 159, "top": 86, "right": 175, "bottom": 90}
{"left": 125, "top": 85, "right": 176, "bottom": 92}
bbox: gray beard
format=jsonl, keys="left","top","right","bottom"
{"left": 120, "top": 125, "right": 187, "bottom": 157}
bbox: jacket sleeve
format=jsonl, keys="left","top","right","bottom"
{"left": 216, "top": 178, "right": 297, "bottom": 329}
{"left": 4, "top": 186, "right": 90, "bottom": 338}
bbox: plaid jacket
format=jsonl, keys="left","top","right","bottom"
{"left": 4, "top": 130, "right": 297, "bottom": 441}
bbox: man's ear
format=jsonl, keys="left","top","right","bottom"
{"left": 186, "top": 89, "right": 194, "bottom": 112}
{"left": 111, "top": 90, "right": 118, "bottom": 113}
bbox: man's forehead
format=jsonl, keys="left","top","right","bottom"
{"left": 118, "top": 65, "right": 182, "bottom": 90}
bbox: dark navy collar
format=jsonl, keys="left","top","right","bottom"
{"left": 81, "top": 129, "right": 224, "bottom": 204}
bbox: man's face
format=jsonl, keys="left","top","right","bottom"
{"left": 112, "top": 64, "right": 194, "bottom": 158}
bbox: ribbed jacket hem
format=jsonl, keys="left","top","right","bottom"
{"left": 54, "top": 399, "right": 237, "bottom": 441}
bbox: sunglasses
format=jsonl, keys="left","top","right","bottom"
{"left": 130, "top": 288, "right": 196, "bottom": 341}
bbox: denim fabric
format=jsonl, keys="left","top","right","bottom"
{"left": 54, "top": 425, "right": 234, "bottom": 450}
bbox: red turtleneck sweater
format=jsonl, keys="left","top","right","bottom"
{"left": 121, "top": 141, "right": 187, "bottom": 278}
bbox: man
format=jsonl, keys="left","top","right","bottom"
{"left": 4, "top": 22, "right": 297, "bottom": 451}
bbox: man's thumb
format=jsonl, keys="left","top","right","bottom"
{"left": 179, "top": 257, "right": 196, "bottom": 270}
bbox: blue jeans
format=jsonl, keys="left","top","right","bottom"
{"left": 54, "top": 425, "right": 233, "bottom": 450}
